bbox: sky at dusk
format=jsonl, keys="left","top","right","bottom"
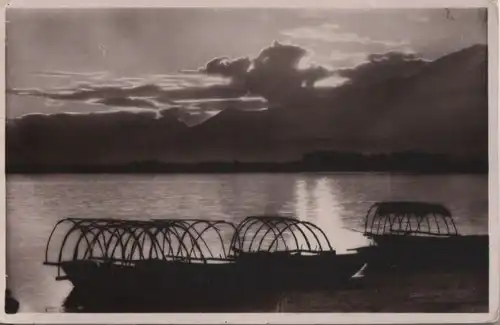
{"left": 7, "top": 8, "right": 487, "bottom": 89}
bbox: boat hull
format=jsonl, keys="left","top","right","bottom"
{"left": 357, "top": 234, "right": 489, "bottom": 272}
{"left": 60, "top": 253, "right": 365, "bottom": 312}
{"left": 235, "top": 252, "right": 365, "bottom": 290}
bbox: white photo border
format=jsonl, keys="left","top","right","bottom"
{"left": 0, "top": 0, "right": 498, "bottom": 323}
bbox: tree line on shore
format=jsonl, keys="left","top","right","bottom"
{"left": 6, "top": 151, "right": 488, "bottom": 174}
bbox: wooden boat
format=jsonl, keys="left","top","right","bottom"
{"left": 230, "top": 216, "right": 366, "bottom": 290}
{"left": 44, "top": 216, "right": 365, "bottom": 312}
{"left": 352, "top": 201, "right": 489, "bottom": 271}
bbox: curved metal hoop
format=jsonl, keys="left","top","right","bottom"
{"left": 363, "top": 202, "right": 459, "bottom": 236}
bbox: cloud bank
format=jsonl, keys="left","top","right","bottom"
{"left": 8, "top": 41, "right": 341, "bottom": 120}
{"left": 196, "top": 41, "right": 336, "bottom": 103}
{"left": 8, "top": 40, "right": 435, "bottom": 121}
{"left": 337, "top": 52, "right": 429, "bottom": 86}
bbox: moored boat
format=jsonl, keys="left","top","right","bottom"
{"left": 352, "top": 201, "right": 488, "bottom": 271}
{"left": 230, "top": 216, "right": 366, "bottom": 290}
{"left": 44, "top": 215, "right": 365, "bottom": 312}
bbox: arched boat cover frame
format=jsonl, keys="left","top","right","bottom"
{"left": 363, "top": 202, "right": 459, "bottom": 237}
{"left": 229, "top": 215, "right": 334, "bottom": 253}
{"left": 44, "top": 216, "right": 336, "bottom": 278}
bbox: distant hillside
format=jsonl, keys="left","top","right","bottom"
{"left": 369, "top": 44, "right": 488, "bottom": 156}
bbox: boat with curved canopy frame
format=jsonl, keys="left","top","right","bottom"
{"left": 43, "top": 216, "right": 365, "bottom": 311}
{"left": 363, "top": 201, "right": 459, "bottom": 240}
{"left": 229, "top": 216, "right": 365, "bottom": 290}
{"left": 44, "top": 217, "right": 241, "bottom": 311}
{"left": 356, "top": 202, "right": 488, "bottom": 271}
{"left": 44, "top": 218, "right": 237, "bottom": 278}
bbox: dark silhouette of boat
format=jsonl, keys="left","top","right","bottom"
{"left": 230, "top": 216, "right": 365, "bottom": 291}
{"left": 44, "top": 216, "right": 365, "bottom": 312}
{"left": 352, "top": 201, "right": 489, "bottom": 272}
{"left": 5, "top": 289, "right": 19, "bottom": 314}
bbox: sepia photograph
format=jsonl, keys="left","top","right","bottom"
{"left": 2, "top": 0, "right": 498, "bottom": 323}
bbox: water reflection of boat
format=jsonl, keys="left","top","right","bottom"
{"left": 353, "top": 201, "right": 489, "bottom": 271}
{"left": 44, "top": 216, "right": 365, "bottom": 312}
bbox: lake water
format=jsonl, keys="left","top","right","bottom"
{"left": 6, "top": 173, "right": 488, "bottom": 312}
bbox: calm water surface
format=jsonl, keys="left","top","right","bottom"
{"left": 6, "top": 173, "right": 488, "bottom": 312}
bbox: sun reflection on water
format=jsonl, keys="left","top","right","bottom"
{"left": 295, "top": 177, "right": 370, "bottom": 254}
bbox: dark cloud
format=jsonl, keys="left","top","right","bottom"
{"left": 337, "top": 51, "right": 429, "bottom": 87}
{"left": 7, "top": 83, "right": 257, "bottom": 119}
{"left": 8, "top": 42, "right": 339, "bottom": 118}
{"left": 202, "top": 57, "right": 252, "bottom": 83}
{"left": 195, "top": 43, "right": 429, "bottom": 105}
{"left": 199, "top": 41, "right": 334, "bottom": 103}
{"left": 8, "top": 84, "right": 164, "bottom": 102}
